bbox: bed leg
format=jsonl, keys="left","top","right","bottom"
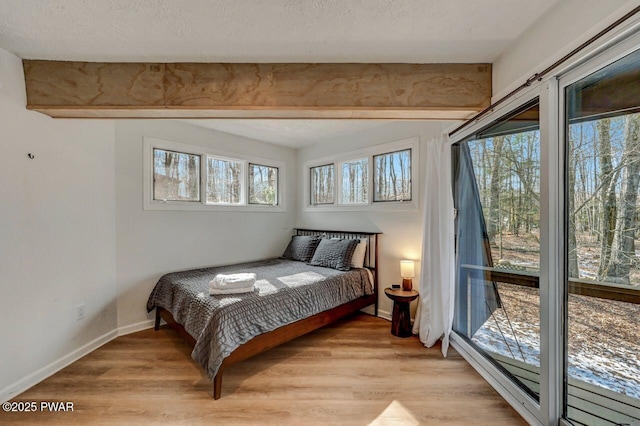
{"left": 154, "top": 308, "right": 161, "bottom": 331}
{"left": 213, "top": 371, "right": 223, "bottom": 400}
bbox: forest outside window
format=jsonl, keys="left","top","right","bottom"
{"left": 305, "top": 137, "right": 418, "bottom": 210}
{"left": 373, "top": 149, "right": 411, "bottom": 202}
{"left": 452, "top": 99, "right": 541, "bottom": 401}
{"left": 310, "top": 164, "right": 335, "bottom": 205}
{"left": 144, "top": 138, "right": 284, "bottom": 212}
{"left": 563, "top": 46, "right": 640, "bottom": 421}
{"left": 153, "top": 148, "right": 201, "bottom": 202}
{"left": 341, "top": 158, "right": 368, "bottom": 204}
{"left": 206, "top": 156, "right": 242, "bottom": 205}
{"left": 249, "top": 163, "right": 278, "bottom": 205}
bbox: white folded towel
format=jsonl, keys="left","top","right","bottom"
{"left": 209, "top": 273, "right": 257, "bottom": 290}
{"left": 209, "top": 286, "right": 256, "bottom": 296}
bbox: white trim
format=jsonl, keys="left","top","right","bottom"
{"left": 373, "top": 309, "right": 422, "bottom": 324}
{"left": 303, "top": 137, "right": 420, "bottom": 212}
{"left": 449, "top": 19, "right": 640, "bottom": 426}
{"left": 451, "top": 334, "right": 543, "bottom": 426}
{"left": 204, "top": 154, "right": 246, "bottom": 205}
{"left": 449, "top": 83, "right": 543, "bottom": 144}
{"left": 450, "top": 87, "right": 545, "bottom": 424}
{"left": 556, "top": 33, "right": 640, "bottom": 425}
{"left": 117, "top": 319, "right": 156, "bottom": 336}
{"left": 539, "top": 78, "right": 563, "bottom": 426}
{"left": 0, "top": 329, "right": 118, "bottom": 404}
{"left": 377, "top": 308, "right": 392, "bottom": 322}
{"left": 558, "top": 28, "right": 640, "bottom": 88}
{"left": 143, "top": 137, "right": 286, "bottom": 212}
{"left": 1, "top": 320, "right": 164, "bottom": 403}
{"left": 337, "top": 157, "right": 370, "bottom": 206}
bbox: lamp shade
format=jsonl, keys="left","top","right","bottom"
{"left": 400, "top": 260, "right": 415, "bottom": 278}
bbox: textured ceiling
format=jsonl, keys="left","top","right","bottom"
{"left": 182, "top": 119, "right": 389, "bottom": 148}
{"left": 0, "top": 0, "right": 560, "bottom": 146}
{"left": 0, "top": 0, "right": 559, "bottom": 63}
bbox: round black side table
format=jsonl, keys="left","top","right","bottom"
{"left": 384, "top": 287, "right": 419, "bottom": 337}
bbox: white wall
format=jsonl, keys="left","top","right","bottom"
{"left": 296, "top": 121, "right": 444, "bottom": 318}
{"left": 115, "top": 120, "right": 297, "bottom": 328}
{"left": 0, "top": 48, "right": 117, "bottom": 399}
{"left": 492, "top": 0, "right": 639, "bottom": 97}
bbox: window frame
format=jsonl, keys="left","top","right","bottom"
{"left": 248, "top": 162, "right": 279, "bottom": 206}
{"left": 372, "top": 148, "right": 413, "bottom": 203}
{"left": 339, "top": 157, "right": 370, "bottom": 205}
{"left": 448, "top": 84, "right": 547, "bottom": 426}
{"left": 447, "top": 15, "right": 640, "bottom": 426}
{"left": 205, "top": 154, "right": 245, "bottom": 206}
{"left": 152, "top": 147, "right": 202, "bottom": 203}
{"left": 143, "top": 137, "right": 285, "bottom": 212}
{"left": 303, "top": 137, "right": 419, "bottom": 212}
{"left": 309, "top": 163, "right": 336, "bottom": 206}
{"left": 558, "top": 35, "right": 640, "bottom": 426}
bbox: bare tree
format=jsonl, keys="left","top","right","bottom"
{"left": 605, "top": 115, "right": 640, "bottom": 283}
{"left": 488, "top": 136, "right": 505, "bottom": 240}
{"left": 597, "top": 118, "right": 617, "bottom": 278}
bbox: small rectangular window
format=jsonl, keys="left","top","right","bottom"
{"left": 341, "top": 158, "right": 368, "bottom": 204}
{"left": 310, "top": 164, "right": 335, "bottom": 205}
{"left": 373, "top": 149, "right": 411, "bottom": 202}
{"left": 153, "top": 148, "right": 201, "bottom": 202}
{"left": 206, "top": 157, "right": 242, "bottom": 204}
{"left": 249, "top": 163, "right": 278, "bottom": 205}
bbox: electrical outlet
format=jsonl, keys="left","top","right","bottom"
{"left": 76, "top": 303, "right": 86, "bottom": 321}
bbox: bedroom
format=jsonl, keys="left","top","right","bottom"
{"left": 1, "top": 1, "right": 640, "bottom": 425}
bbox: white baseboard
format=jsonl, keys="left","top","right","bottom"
{"left": 117, "top": 319, "right": 155, "bottom": 336}
{"left": 2, "top": 319, "right": 160, "bottom": 404}
{"left": 377, "top": 309, "right": 392, "bottom": 321}
{"left": 0, "top": 329, "right": 118, "bottom": 404}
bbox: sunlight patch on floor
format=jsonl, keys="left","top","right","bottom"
{"left": 369, "top": 400, "right": 419, "bottom": 426}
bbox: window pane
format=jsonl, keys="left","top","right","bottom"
{"left": 153, "top": 149, "right": 200, "bottom": 202}
{"left": 341, "top": 158, "right": 368, "bottom": 204}
{"left": 453, "top": 100, "right": 541, "bottom": 402}
{"left": 373, "top": 149, "right": 411, "bottom": 202}
{"left": 564, "top": 48, "right": 640, "bottom": 423}
{"left": 310, "top": 164, "right": 334, "bottom": 205}
{"left": 249, "top": 164, "right": 278, "bottom": 205}
{"left": 206, "top": 157, "right": 242, "bottom": 204}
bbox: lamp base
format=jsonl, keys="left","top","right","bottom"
{"left": 402, "top": 278, "right": 413, "bottom": 291}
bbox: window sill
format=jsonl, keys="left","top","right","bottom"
{"left": 303, "top": 201, "right": 417, "bottom": 213}
{"left": 143, "top": 201, "right": 285, "bottom": 213}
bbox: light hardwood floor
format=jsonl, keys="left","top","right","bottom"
{"left": 2, "top": 314, "right": 526, "bottom": 425}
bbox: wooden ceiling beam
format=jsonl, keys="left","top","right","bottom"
{"left": 23, "top": 61, "right": 491, "bottom": 119}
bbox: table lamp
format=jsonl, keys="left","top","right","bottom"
{"left": 400, "top": 260, "right": 415, "bottom": 291}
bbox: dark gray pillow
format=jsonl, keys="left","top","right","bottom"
{"left": 281, "top": 235, "right": 321, "bottom": 262}
{"left": 309, "top": 238, "right": 358, "bottom": 271}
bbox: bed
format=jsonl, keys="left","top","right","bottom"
{"left": 146, "top": 228, "right": 380, "bottom": 399}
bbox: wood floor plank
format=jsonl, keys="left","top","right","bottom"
{"left": 1, "top": 314, "right": 526, "bottom": 425}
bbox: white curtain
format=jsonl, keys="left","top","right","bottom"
{"left": 412, "top": 134, "right": 455, "bottom": 357}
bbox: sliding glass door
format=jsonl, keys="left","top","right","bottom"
{"left": 453, "top": 99, "right": 542, "bottom": 401}
{"left": 449, "top": 25, "right": 640, "bottom": 424}
{"left": 563, "top": 46, "right": 640, "bottom": 425}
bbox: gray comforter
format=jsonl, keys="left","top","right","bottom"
{"left": 146, "top": 258, "right": 372, "bottom": 379}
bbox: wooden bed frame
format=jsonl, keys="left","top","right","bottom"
{"left": 153, "top": 228, "right": 381, "bottom": 399}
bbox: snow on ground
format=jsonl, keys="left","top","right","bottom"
{"left": 471, "top": 283, "right": 640, "bottom": 400}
